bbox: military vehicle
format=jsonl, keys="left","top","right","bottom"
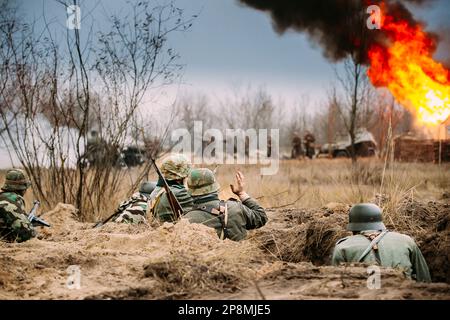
{"left": 319, "top": 128, "right": 377, "bottom": 158}
{"left": 120, "top": 145, "right": 146, "bottom": 167}
{"left": 81, "top": 131, "right": 149, "bottom": 168}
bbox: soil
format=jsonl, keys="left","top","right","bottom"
{"left": 0, "top": 200, "right": 449, "bottom": 300}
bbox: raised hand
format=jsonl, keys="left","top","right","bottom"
{"left": 230, "top": 170, "right": 249, "bottom": 200}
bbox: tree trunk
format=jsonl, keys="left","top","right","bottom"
{"left": 349, "top": 62, "right": 360, "bottom": 165}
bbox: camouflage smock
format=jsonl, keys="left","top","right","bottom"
{"left": 114, "top": 192, "right": 149, "bottom": 224}
{"left": 0, "top": 191, "right": 36, "bottom": 242}
{"left": 183, "top": 197, "right": 268, "bottom": 241}
{"left": 151, "top": 185, "right": 193, "bottom": 223}
{"left": 331, "top": 231, "right": 431, "bottom": 282}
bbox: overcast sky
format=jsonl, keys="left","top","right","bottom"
{"left": 15, "top": 0, "right": 450, "bottom": 109}
{"left": 1, "top": 0, "right": 449, "bottom": 167}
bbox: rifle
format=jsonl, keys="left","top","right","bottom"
{"left": 92, "top": 207, "right": 122, "bottom": 228}
{"left": 28, "top": 200, "right": 51, "bottom": 228}
{"left": 150, "top": 156, "right": 184, "bottom": 220}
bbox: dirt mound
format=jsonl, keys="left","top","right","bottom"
{"left": 0, "top": 211, "right": 262, "bottom": 300}
{"left": 390, "top": 199, "right": 450, "bottom": 283}
{"left": 142, "top": 253, "right": 242, "bottom": 299}
{"left": 414, "top": 202, "right": 450, "bottom": 283}
{"left": 254, "top": 204, "right": 349, "bottom": 265}
{"left": 396, "top": 198, "right": 442, "bottom": 231}
{"left": 370, "top": 194, "right": 447, "bottom": 233}
{"left": 36, "top": 203, "right": 83, "bottom": 240}
{"left": 202, "top": 262, "right": 450, "bottom": 300}
{"left": 83, "top": 218, "right": 262, "bottom": 300}
{"left": 1, "top": 200, "right": 450, "bottom": 299}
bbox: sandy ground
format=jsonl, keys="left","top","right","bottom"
{"left": 0, "top": 201, "right": 449, "bottom": 300}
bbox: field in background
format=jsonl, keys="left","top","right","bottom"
{"left": 214, "top": 159, "right": 449, "bottom": 208}
{"left": 1, "top": 159, "right": 449, "bottom": 219}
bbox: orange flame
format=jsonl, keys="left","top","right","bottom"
{"left": 367, "top": 14, "right": 450, "bottom": 126}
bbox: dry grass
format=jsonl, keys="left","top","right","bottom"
{"left": 213, "top": 159, "right": 449, "bottom": 211}
{"left": 1, "top": 158, "right": 449, "bottom": 223}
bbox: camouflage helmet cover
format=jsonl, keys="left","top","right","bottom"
{"left": 347, "top": 203, "right": 386, "bottom": 232}
{"left": 187, "top": 168, "right": 220, "bottom": 196}
{"left": 139, "top": 181, "right": 156, "bottom": 196}
{"left": 160, "top": 153, "right": 191, "bottom": 180}
{"left": 2, "top": 168, "right": 31, "bottom": 191}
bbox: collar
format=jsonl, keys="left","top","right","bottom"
{"left": 156, "top": 176, "right": 183, "bottom": 187}
{"left": 192, "top": 193, "right": 220, "bottom": 204}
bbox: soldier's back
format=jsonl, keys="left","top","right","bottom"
{"left": 333, "top": 232, "right": 419, "bottom": 278}
{"left": 184, "top": 199, "right": 248, "bottom": 241}
{"left": 184, "top": 199, "right": 223, "bottom": 235}
{"left": 114, "top": 192, "right": 149, "bottom": 224}
{"left": 152, "top": 185, "right": 193, "bottom": 222}
{"left": 184, "top": 198, "right": 267, "bottom": 241}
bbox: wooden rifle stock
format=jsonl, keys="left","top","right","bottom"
{"left": 150, "top": 157, "right": 184, "bottom": 220}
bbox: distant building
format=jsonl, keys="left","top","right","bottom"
{"left": 394, "top": 130, "right": 450, "bottom": 163}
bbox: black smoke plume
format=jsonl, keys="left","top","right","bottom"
{"left": 238, "top": 0, "right": 436, "bottom": 64}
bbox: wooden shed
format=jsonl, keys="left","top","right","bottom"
{"left": 394, "top": 132, "right": 450, "bottom": 163}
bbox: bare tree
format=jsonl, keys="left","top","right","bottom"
{"left": 315, "top": 89, "right": 345, "bottom": 153}
{"left": 282, "top": 95, "right": 315, "bottom": 155}
{"left": 334, "top": 56, "right": 371, "bottom": 164}
{"left": 175, "top": 93, "right": 214, "bottom": 132}
{"left": 0, "top": 0, "right": 194, "bottom": 219}
{"left": 220, "top": 85, "right": 279, "bottom": 131}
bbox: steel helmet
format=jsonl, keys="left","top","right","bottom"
{"left": 347, "top": 203, "right": 386, "bottom": 232}
{"left": 1, "top": 169, "right": 31, "bottom": 192}
{"left": 187, "top": 168, "right": 220, "bottom": 196}
{"left": 139, "top": 181, "right": 156, "bottom": 197}
{"left": 160, "top": 153, "right": 191, "bottom": 181}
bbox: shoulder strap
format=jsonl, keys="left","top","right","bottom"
{"left": 336, "top": 236, "right": 349, "bottom": 245}
{"left": 186, "top": 200, "right": 222, "bottom": 215}
{"left": 358, "top": 230, "right": 389, "bottom": 263}
{"left": 186, "top": 204, "right": 217, "bottom": 215}
{"left": 186, "top": 200, "right": 229, "bottom": 240}
{"left": 218, "top": 200, "right": 228, "bottom": 240}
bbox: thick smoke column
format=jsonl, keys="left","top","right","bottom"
{"left": 238, "top": 0, "right": 435, "bottom": 64}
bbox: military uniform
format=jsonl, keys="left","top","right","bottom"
{"left": 304, "top": 131, "right": 315, "bottom": 159}
{"left": 0, "top": 169, "right": 36, "bottom": 242}
{"left": 151, "top": 184, "right": 193, "bottom": 222}
{"left": 184, "top": 196, "right": 267, "bottom": 241}
{"left": 113, "top": 192, "right": 149, "bottom": 224}
{"left": 331, "top": 203, "right": 431, "bottom": 282}
{"left": 291, "top": 133, "right": 303, "bottom": 159}
{"left": 113, "top": 181, "right": 156, "bottom": 224}
{"left": 150, "top": 153, "right": 193, "bottom": 222}
{"left": 332, "top": 231, "right": 431, "bottom": 282}
{"left": 184, "top": 168, "right": 268, "bottom": 241}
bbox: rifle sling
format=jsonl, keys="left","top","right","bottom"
{"left": 357, "top": 230, "right": 389, "bottom": 263}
